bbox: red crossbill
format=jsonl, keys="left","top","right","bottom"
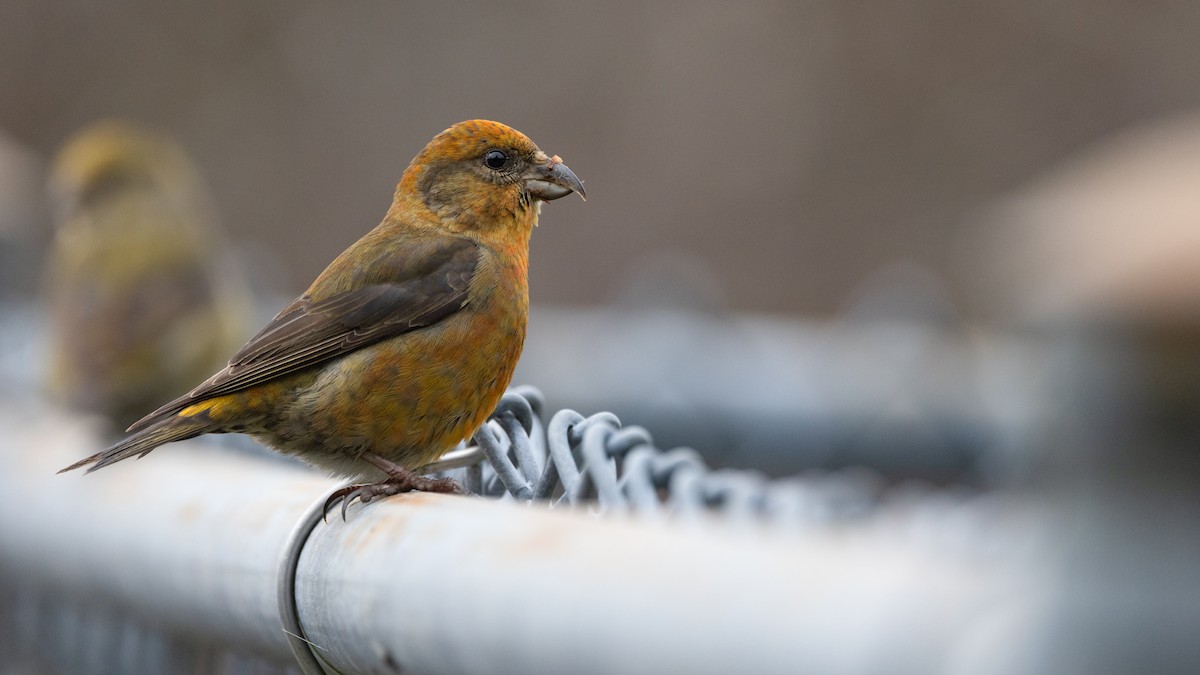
{"left": 61, "top": 120, "right": 585, "bottom": 507}
{"left": 44, "top": 121, "right": 248, "bottom": 432}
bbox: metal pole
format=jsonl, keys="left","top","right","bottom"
{"left": 0, "top": 399, "right": 332, "bottom": 664}
{"left": 0, "top": 399, "right": 1030, "bottom": 674}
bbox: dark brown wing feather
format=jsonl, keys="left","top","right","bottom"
{"left": 127, "top": 234, "right": 479, "bottom": 432}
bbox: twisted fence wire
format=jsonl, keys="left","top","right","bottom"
{"left": 435, "top": 385, "right": 883, "bottom": 527}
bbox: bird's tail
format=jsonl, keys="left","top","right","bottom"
{"left": 58, "top": 416, "right": 212, "bottom": 474}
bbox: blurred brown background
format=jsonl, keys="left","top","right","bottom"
{"left": 4, "top": 6, "right": 1200, "bottom": 672}
{"left": 4, "top": 0, "right": 1200, "bottom": 314}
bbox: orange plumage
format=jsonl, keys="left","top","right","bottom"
{"left": 60, "top": 120, "right": 585, "bottom": 501}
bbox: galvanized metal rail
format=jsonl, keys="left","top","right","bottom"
{"left": 0, "top": 393, "right": 1030, "bottom": 675}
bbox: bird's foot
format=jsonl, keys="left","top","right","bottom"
{"left": 323, "top": 468, "right": 465, "bottom": 521}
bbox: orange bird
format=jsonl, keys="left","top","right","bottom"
{"left": 61, "top": 120, "right": 585, "bottom": 508}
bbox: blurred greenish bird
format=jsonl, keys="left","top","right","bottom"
{"left": 44, "top": 121, "right": 249, "bottom": 432}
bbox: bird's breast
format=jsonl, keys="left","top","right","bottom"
{"left": 285, "top": 244, "right": 530, "bottom": 473}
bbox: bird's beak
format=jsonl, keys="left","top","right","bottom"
{"left": 524, "top": 153, "right": 586, "bottom": 201}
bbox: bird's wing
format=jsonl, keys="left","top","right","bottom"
{"left": 127, "top": 233, "right": 479, "bottom": 431}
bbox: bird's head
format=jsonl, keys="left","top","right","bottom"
{"left": 395, "top": 120, "right": 585, "bottom": 238}
{"left": 49, "top": 121, "right": 203, "bottom": 224}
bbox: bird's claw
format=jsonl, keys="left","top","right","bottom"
{"left": 412, "top": 475, "right": 468, "bottom": 496}
{"left": 322, "top": 475, "right": 466, "bottom": 522}
{"left": 323, "top": 483, "right": 390, "bottom": 522}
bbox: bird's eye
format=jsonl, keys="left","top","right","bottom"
{"left": 484, "top": 149, "right": 509, "bottom": 170}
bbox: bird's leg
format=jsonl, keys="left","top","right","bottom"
{"left": 363, "top": 452, "right": 465, "bottom": 494}
{"left": 324, "top": 451, "right": 465, "bottom": 520}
